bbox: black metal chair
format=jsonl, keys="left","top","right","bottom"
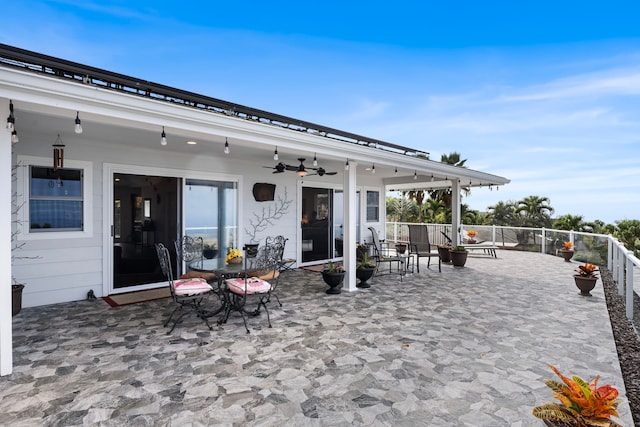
{"left": 155, "top": 243, "right": 214, "bottom": 334}
{"left": 368, "top": 227, "right": 406, "bottom": 280}
{"left": 220, "top": 243, "right": 280, "bottom": 333}
{"left": 174, "top": 236, "right": 217, "bottom": 282}
{"left": 407, "top": 224, "right": 441, "bottom": 272}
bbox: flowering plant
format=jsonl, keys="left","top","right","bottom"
{"left": 532, "top": 364, "right": 621, "bottom": 426}
{"left": 225, "top": 248, "right": 242, "bottom": 263}
{"left": 576, "top": 262, "right": 599, "bottom": 278}
{"left": 563, "top": 241, "right": 574, "bottom": 251}
{"left": 466, "top": 230, "right": 477, "bottom": 238}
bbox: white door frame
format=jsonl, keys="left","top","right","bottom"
{"left": 102, "top": 163, "right": 242, "bottom": 296}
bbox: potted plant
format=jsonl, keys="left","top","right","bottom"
{"left": 395, "top": 242, "right": 407, "bottom": 254}
{"left": 532, "top": 364, "right": 622, "bottom": 426}
{"left": 466, "top": 230, "right": 477, "bottom": 244}
{"left": 574, "top": 262, "right": 599, "bottom": 296}
{"left": 356, "top": 252, "right": 376, "bottom": 288}
{"left": 321, "top": 261, "right": 346, "bottom": 294}
{"left": 202, "top": 242, "right": 218, "bottom": 259}
{"left": 438, "top": 243, "right": 452, "bottom": 263}
{"left": 225, "top": 247, "right": 243, "bottom": 265}
{"left": 450, "top": 246, "right": 468, "bottom": 267}
{"left": 559, "top": 241, "right": 574, "bottom": 262}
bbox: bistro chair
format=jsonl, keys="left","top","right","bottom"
{"left": 368, "top": 227, "right": 406, "bottom": 280}
{"left": 155, "top": 243, "right": 214, "bottom": 334}
{"left": 220, "top": 243, "right": 280, "bottom": 333}
{"left": 174, "top": 236, "right": 217, "bottom": 282}
{"left": 407, "top": 224, "right": 441, "bottom": 272}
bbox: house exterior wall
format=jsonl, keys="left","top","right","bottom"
{"left": 11, "top": 128, "right": 387, "bottom": 308}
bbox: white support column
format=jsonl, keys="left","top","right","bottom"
{"left": 451, "top": 179, "right": 461, "bottom": 246}
{"left": 343, "top": 161, "right": 358, "bottom": 292}
{"left": 1, "top": 125, "right": 13, "bottom": 376}
{"left": 617, "top": 247, "right": 625, "bottom": 296}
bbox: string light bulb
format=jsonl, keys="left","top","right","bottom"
{"left": 224, "top": 138, "right": 230, "bottom": 154}
{"left": 371, "top": 163, "right": 375, "bottom": 174}
{"left": 344, "top": 159, "right": 350, "bottom": 171}
{"left": 273, "top": 146, "right": 279, "bottom": 161}
{"left": 6, "top": 100, "right": 15, "bottom": 132}
{"left": 414, "top": 170, "right": 418, "bottom": 180}
{"left": 74, "top": 112, "right": 83, "bottom": 134}
{"left": 11, "top": 129, "right": 19, "bottom": 144}
{"left": 313, "top": 153, "right": 318, "bottom": 167}
{"left": 161, "top": 127, "right": 167, "bottom": 146}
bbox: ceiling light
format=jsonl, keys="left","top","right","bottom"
{"left": 273, "top": 146, "right": 279, "bottom": 161}
{"left": 11, "top": 129, "right": 19, "bottom": 144}
{"left": 6, "top": 100, "right": 15, "bottom": 132}
{"left": 313, "top": 153, "right": 318, "bottom": 167}
{"left": 74, "top": 111, "right": 83, "bottom": 134}
{"left": 161, "top": 127, "right": 167, "bottom": 146}
{"left": 224, "top": 138, "right": 230, "bottom": 154}
{"left": 345, "top": 159, "right": 350, "bottom": 171}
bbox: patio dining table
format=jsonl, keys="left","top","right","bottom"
{"left": 188, "top": 258, "right": 247, "bottom": 320}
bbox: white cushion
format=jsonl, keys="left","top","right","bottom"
{"left": 172, "top": 278, "right": 213, "bottom": 296}
{"left": 225, "top": 277, "right": 271, "bottom": 295}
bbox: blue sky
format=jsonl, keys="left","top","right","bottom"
{"left": 4, "top": 1, "right": 640, "bottom": 224}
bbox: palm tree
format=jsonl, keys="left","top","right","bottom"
{"left": 429, "top": 152, "right": 469, "bottom": 209}
{"left": 422, "top": 198, "right": 445, "bottom": 223}
{"left": 386, "top": 196, "right": 417, "bottom": 222}
{"left": 552, "top": 214, "right": 586, "bottom": 231}
{"left": 486, "top": 201, "right": 517, "bottom": 226}
{"left": 404, "top": 190, "right": 426, "bottom": 222}
{"left": 515, "top": 195, "right": 554, "bottom": 228}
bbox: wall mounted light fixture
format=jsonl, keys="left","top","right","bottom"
{"left": 53, "top": 134, "right": 65, "bottom": 171}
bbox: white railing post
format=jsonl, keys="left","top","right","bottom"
{"left": 541, "top": 228, "right": 546, "bottom": 254}
{"left": 607, "top": 236, "right": 613, "bottom": 271}
{"left": 492, "top": 224, "right": 496, "bottom": 245}
{"left": 626, "top": 251, "right": 634, "bottom": 321}
{"left": 617, "top": 247, "right": 625, "bottom": 296}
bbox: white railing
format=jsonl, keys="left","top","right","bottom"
{"left": 387, "top": 222, "right": 639, "bottom": 323}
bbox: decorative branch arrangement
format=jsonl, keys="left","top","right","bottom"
{"left": 245, "top": 187, "right": 292, "bottom": 243}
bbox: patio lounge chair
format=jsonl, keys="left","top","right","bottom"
{"left": 155, "top": 243, "right": 214, "bottom": 334}
{"left": 407, "top": 224, "right": 441, "bottom": 272}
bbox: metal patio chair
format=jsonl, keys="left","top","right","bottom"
{"left": 220, "top": 243, "right": 280, "bottom": 333}
{"left": 368, "top": 227, "right": 406, "bottom": 280}
{"left": 174, "top": 236, "right": 217, "bottom": 282}
{"left": 407, "top": 224, "right": 441, "bottom": 272}
{"left": 155, "top": 243, "right": 214, "bottom": 334}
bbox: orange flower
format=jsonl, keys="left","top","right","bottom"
{"left": 467, "top": 230, "right": 477, "bottom": 237}
{"left": 563, "top": 241, "right": 573, "bottom": 250}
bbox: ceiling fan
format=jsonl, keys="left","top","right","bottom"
{"left": 263, "top": 158, "right": 337, "bottom": 177}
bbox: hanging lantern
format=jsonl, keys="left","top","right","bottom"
{"left": 53, "top": 134, "right": 65, "bottom": 171}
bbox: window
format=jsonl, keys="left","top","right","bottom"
{"left": 29, "top": 166, "right": 84, "bottom": 231}
{"left": 17, "top": 156, "right": 93, "bottom": 240}
{"left": 366, "top": 190, "right": 379, "bottom": 222}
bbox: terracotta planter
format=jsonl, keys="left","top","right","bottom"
{"left": 559, "top": 250, "right": 574, "bottom": 262}
{"left": 574, "top": 275, "right": 597, "bottom": 296}
{"left": 438, "top": 245, "right": 452, "bottom": 263}
{"left": 322, "top": 270, "right": 346, "bottom": 294}
{"left": 356, "top": 267, "right": 376, "bottom": 288}
{"left": 450, "top": 250, "right": 468, "bottom": 267}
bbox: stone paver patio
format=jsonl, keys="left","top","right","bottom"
{"left": 0, "top": 250, "right": 633, "bottom": 426}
